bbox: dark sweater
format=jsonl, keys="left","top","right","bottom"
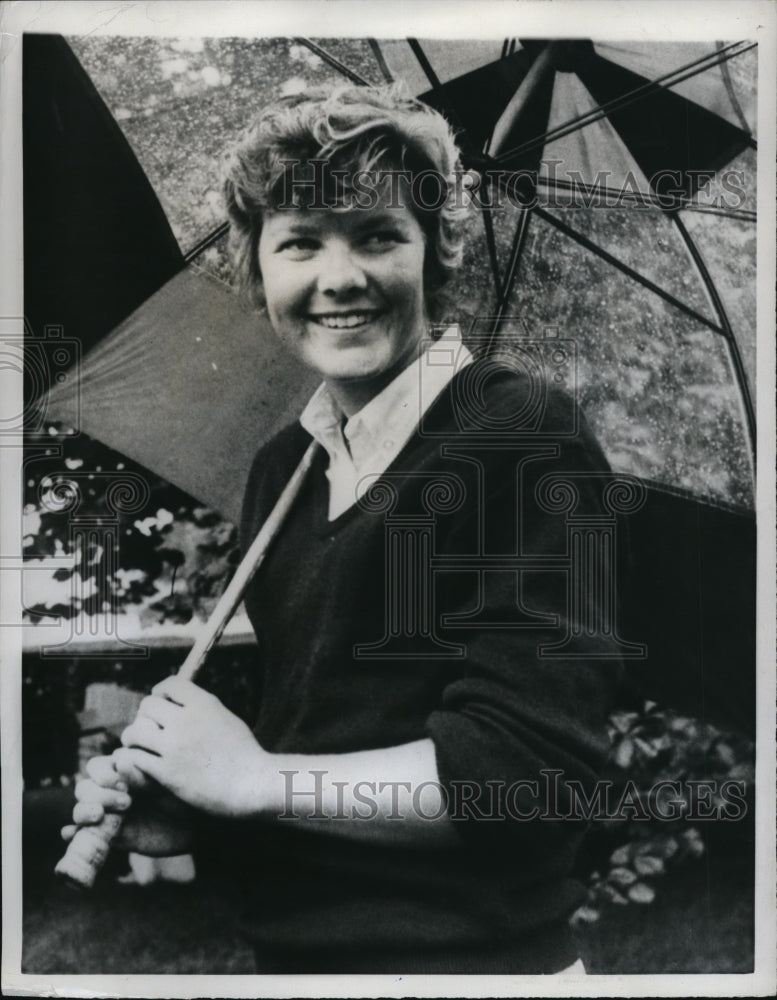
{"left": 225, "top": 366, "right": 620, "bottom": 973}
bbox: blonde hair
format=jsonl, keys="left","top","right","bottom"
{"left": 223, "top": 83, "right": 472, "bottom": 320}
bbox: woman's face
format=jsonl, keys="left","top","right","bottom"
{"left": 257, "top": 190, "right": 428, "bottom": 411}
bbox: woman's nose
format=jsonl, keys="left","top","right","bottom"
{"left": 317, "top": 243, "right": 368, "bottom": 296}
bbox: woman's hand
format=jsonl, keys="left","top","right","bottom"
{"left": 61, "top": 753, "right": 194, "bottom": 858}
{"left": 118, "top": 676, "right": 273, "bottom": 818}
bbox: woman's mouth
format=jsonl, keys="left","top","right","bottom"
{"left": 308, "top": 310, "right": 382, "bottom": 330}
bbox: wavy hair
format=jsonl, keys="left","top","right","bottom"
{"left": 222, "top": 83, "right": 472, "bottom": 320}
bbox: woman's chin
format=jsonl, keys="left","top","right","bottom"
{"left": 305, "top": 349, "right": 393, "bottom": 384}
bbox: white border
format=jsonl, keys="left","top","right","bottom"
{"left": 2, "top": 2, "right": 775, "bottom": 997}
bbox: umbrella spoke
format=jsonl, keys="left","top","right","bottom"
{"left": 184, "top": 222, "right": 230, "bottom": 265}
{"left": 715, "top": 41, "right": 753, "bottom": 134}
{"left": 487, "top": 203, "right": 532, "bottom": 341}
{"left": 479, "top": 198, "right": 504, "bottom": 302}
{"left": 407, "top": 38, "right": 443, "bottom": 94}
{"left": 367, "top": 39, "right": 395, "bottom": 84}
{"left": 294, "top": 38, "right": 370, "bottom": 85}
{"left": 533, "top": 205, "right": 726, "bottom": 337}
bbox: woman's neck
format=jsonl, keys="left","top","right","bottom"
{"left": 324, "top": 344, "right": 423, "bottom": 418}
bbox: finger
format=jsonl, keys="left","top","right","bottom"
{"left": 116, "top": 746, "right": 168, "bottom": 787}
{"left": 113, "top": 746, "right": 167, "bottom": 788}
{"left": 85, "top": 755, "right": 127, "bottom": 791}
{"left": 152, "top": 675, "right": 205, "bottom": 706}
{"left": 112, "top": 748, "right": 154, "bottom": 790}
{"left": 74, "top": 778, "right": 131, "bottom": 811}
{"left": 121, "top": 716, "right": 165, "bottom": 753}
{"left": 137, "top": 694, "right": 181, "bottom": 729}
{"left": 73, "top": 801, "right": 105, "bottom": 825}
{"left": 61, "top": 824, "right": 76, "bottom": 842}
{"left": 74, "top": 777, "right": 102, "bottom": 802}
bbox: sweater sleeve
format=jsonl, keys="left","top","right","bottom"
{"left": 424, "top": 384, "right": 622, "bottom": 853}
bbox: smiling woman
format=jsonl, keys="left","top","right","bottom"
{"left": 257, "top": 198, "right": 429, "bottom": 410}
{"left": 64, "top": 83, "right": 621, "bottom": 975}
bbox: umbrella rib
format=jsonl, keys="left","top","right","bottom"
{"left": 497, "top": 209, "right": 531, "bottom": 316}
{"left": 479, "top": 196, "right": 504, "bottom": 302}
{"left": 294, "top": 38, "right": 370, "bottom": 85}
{"left": 533, "top": 205, "right": 726, "bottom": 336}
{"left": 671, "top": 212, "right": 756, "bottom": 460}
{"left": 494, "top": 40, "right": 757, "bottom": 166}
{"left": 683, "top": 204, "right": 757, "bottom": 224}
{"left": 367, "top": 39, "right": 395, "bottom": 84}
{"left": 407, "top": 39, "right": 443, "bottom": 94}
{"left": 715, "top": 41, "right": 753, "bottom": 135}
{"left": 184, "top": 222, "right": 230, "bottom": 264}
{"left": 405, "top": 39, "right": 472, "bottom": 151}
{"left": 487, "top": 204, "right": 532, "bottom": 342}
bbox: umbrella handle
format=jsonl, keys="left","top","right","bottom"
{"left": 54, "top": 442, "right": 319, "bottom": 890}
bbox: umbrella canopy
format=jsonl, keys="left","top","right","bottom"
{"left": 25, "top": 33, "right": 757, "bottom": 732}
{"left": 32, "top": 33, "right": 757, "bottom": 519}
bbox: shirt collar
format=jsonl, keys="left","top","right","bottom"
{"left": 299, "top": 325, "right": 472, "bottom": 470}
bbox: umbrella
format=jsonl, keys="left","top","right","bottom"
{"left": 25, "top": 33, "right": 756, "bottom": 731}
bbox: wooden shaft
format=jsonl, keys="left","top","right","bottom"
{"left": 54, "top": 442, "right": 318, "bottom": 890}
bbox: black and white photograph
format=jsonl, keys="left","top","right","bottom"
{"left": 1, "top": 1, "right": 775, "bottom": 996}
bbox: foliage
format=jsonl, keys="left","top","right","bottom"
{"left": 23, "top": 426, "right": 239, "bottom": 627}
{"left": 571, "top": 700, "right": 754, "bottom": 925}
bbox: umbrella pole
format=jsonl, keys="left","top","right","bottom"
{"left": 54, "top": 441, "right": 319, "bottom": 890}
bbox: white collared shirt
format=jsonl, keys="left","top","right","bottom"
{"left": 299, "top": 326, "right": 473, "bottom": 520}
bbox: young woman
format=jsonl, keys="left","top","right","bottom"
{"left": 64, "top": 84, "right": 620, "bottom": 974}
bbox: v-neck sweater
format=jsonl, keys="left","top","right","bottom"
{"left": 224, "top": 365, "right": 620, "bottom": 973}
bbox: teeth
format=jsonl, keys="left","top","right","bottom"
{"left": 312, "top": 313, "right": 376, "bottom": 329}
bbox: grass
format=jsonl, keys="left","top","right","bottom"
{"left": 24, "top": 877, "right": 256, "bottom": 975}
{"left": 22, "top": 800, "right": 753, "bottom": 977}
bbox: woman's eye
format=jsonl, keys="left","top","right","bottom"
{"left": 278, "top": 238, "right": 318, "bottom": 255}
{"left": 363, "top": 230, "right": 401, "bottom": 249}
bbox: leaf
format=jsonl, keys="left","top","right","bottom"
{"left": 571, "top": 906, "right": 600, "bottom": 925}
{"left": 603, "top": 884, "right": 629, "bottom": 905}
{"left": 614, "top": 738, "right": 635, "bottom": 769}
{"left": 628, "top": 882, "right": 656, "bottom": 904}
{"left": 687, "top": 837, "right": 705, "bottom": 858}
{"left": 680, "top": 827, "right": 706, "bottom": 858}
{"left": 609, "top": 845, "right": 631, "bottom": 866}
{"left": 660, "top": 837, "right": 679, "bottom": 859}
{"left": 634, "top": 736, "right": 659, "bottom": 759}
{"left": 634, "top": 855, "right": 665, "bottom": 876}
{"left": 610, "top": 711, "right": 639, "bottom": 735}
{"left": 609, "top": 866, "right": 637, "bottom": 887}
